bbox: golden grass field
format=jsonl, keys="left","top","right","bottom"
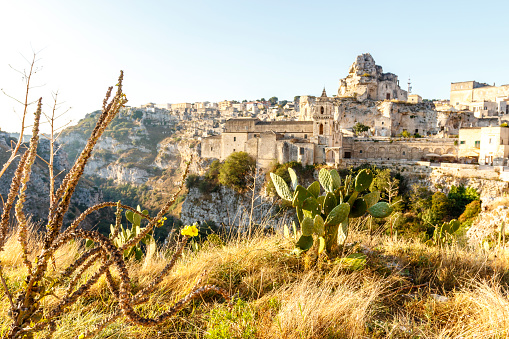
{"left": 1, "top": 222, "right": 508, "bottom": 339}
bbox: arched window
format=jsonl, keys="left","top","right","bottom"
{"left": 321, "top": 106, "right": 324, "bottom": 114}
{"left": 319, "top": 123, "right": 324, "bottom": 135}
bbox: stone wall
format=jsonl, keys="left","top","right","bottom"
{"left": 451, "top": 82, "right": 509, "bottom": 106}
{"left": 345, "top": 138, "right": 457, "bottom": 161}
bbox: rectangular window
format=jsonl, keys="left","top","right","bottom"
{"left": 304, "top": 134, "right": 307, "bottom": 139}
{"left": 234, "top": 137, "right": 236, "bottom": 141}
{"left": 299, "top": 147, "right": 304, "bottom": 155}
{"left": 475, "top": 141, "right": 480, "bottom": 148}
{"left": 460, "top": 141, "right": 465, "bottom": 144}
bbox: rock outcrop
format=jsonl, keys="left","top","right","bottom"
{"left": 181, "top": 185, "right": 293, "bottom": 230}
{"left": 0, "top": 132, "right": 104, "bottom": 228}
{"left": 338, "top": 53, "right": 407, "bottom": 102}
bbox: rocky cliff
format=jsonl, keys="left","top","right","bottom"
{"left": 181, "top": 184, "right": 293, "bottom": 230}
{"left": 0, "top": 132, "right": 104, "bottom": 228}
{"left": 60, "top": 109, "right": 202, "bottom": 185}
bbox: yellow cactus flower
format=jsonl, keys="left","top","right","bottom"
{"left": 181, "top": 223, "right": 199, "bottom": 237}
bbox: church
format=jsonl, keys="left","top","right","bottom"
{"left": 202, "top": 88, "right": 344, "bottom": 169}
{"left": 201, "top": 54, "right": 458, "bottom": 168}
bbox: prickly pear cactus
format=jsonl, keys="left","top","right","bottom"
{"left": 111, "top": 205, "right": 155, "bottom": 260}
{"left": 270, "top": 167, "right": 394, "bottom": 257}
{"left": 433, "top": 219, "right": 461, "bottom": 245}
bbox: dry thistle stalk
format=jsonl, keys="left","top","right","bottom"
{"left": 0, "top": 72, "right": 230, "bottom": 338}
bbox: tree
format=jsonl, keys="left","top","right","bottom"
{"left": 268, "top": 96, "right": 278, "bottom": 105}
{"left": 447, "top": 185, "right": 480, "bottom": 218}
{"left": 458, "top": 200, "right": 481, "bottom": 223}
{"left": 294, "top": 95, "right": 300, "bottom": 102}
{"left": 423, "top": 192, "right": 450, "bottom": 226}
{"left": 353, "top": 122, "right": 369, "bottom": 135}
{"left": 370, "top": 169, "right": 400, "bottom": 204}
{"left": 218, "top": 152, "right": 256, "bottom": 192}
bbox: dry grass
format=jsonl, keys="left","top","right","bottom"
{"left": 1, "top": 224, "right": 509, "bottom": 338}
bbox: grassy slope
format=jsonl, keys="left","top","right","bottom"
{"left": 1, "top": 224, "right": 508, "bottom": 338}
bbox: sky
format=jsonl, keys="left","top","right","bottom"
{"left": 1, "top": 0, "right": 508, "bottom": 133}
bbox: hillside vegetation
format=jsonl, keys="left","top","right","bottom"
{"left": 1, "top": 223, "right": 508, "bottom": 338}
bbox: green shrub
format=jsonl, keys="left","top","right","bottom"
{"left": 423, "top": 192, "right": 450, "bottom": 226}
{"left": 218, "top": 152, "right": 255, "bottom": 192}
{"left": 186, "top": 174, "right": 201, "bottom": 189}
{"left": 459, "top": 200, "right": 481, "bottom": 223}
{"left": 448, "top": 185, "right": 480, "bottom": 218}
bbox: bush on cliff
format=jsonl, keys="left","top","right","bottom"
{"left": 218, "top": 151, "right": 255, "bottom": 192}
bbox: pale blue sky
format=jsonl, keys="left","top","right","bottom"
{"left": 1, "top": 0, "right": 508, "bottom": 133}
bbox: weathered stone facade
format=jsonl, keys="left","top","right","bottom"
{"left": 202, "top": 90, "right": 342, "bottom": 168}
{"left": 338, "top": 53, "right": 407, "bottom": 102}
{"left": 458, "top": 126, "right": 509, "bottom": 165}
{"left": 450, "top": 81, "right": 509, "bottom": 116}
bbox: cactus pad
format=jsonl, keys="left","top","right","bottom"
{"left": 330, "top": 169, "right": 341, "bottom": 190}
{"left": 270, "top": 172, "right": 293, "bottom": 201}
{"left": 349, "top": 198, "right": 367, "bottom": 218}
{"left": 307, "top": 181, "right": 320, "bottom": 198}
{"left": 337, "top": 218, "right": 349, "bottom": 246}
{"left": 301, "top": 217, "right": 314, "bottom": 236}
{"left": 319, "top": 168, "right": 334, "bottom": 192}
{"left": 368, "top": 202, "right": 392, "bottom": 218}
{"left": 354, "top": 169, "right": 373, "bottom": 192}
{"left": 318, "top": 236, "right": 326, "bottom": 254}
{"left": 323, "top": 192, "right": 337, "bottom": 215}
{"left": 302, "top": 196, "right": 321, "bottom": 217}
{"left": 292, "top": 185, "right": 312, "bottom": 208}
{"left": 314, "top": 215, "right": 325, "bottom": 236}
{"left": 288, "top": 167, "right": 298, "bottom": 190}
{"left": 363, "top": 191, "right": 380, "bottom": 208}
{"left": 325, "top": 203, "right": 350, "bottom": 226}
{"left": 296, "top": 235, "right": 314, "bottom": 251}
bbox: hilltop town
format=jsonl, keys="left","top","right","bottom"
{"left": 123, "top": 54, "right": 509, "bottom": 171}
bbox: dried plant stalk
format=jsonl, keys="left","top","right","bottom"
{"left": 1, "top": 73, "right": 229, "bottom": 339}
{"left": 15, "top": 98, "right": 42, "bottom": 274}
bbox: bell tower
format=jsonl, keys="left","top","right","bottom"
{"left": 312, "top": 88, "right": 334, "bottom": 140}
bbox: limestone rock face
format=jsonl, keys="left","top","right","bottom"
{"left": 467, "top": 204, "right": 508, "bottom": 246}
{"left": 427, "top": 168, "right": 508, "bottom": 205}
{"left": 0, "top": 132, "right": 104, "bottom": 228}
{"left": 181, "top": 185, "right": 292, "bottom": 230}
{"left": 59, "top": 110, "right": 198, "bottom": 185}
{"left": 338, "top": 53, "right": 407, "bottom": 102}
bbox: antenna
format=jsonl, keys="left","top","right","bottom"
{"left": 407, "top": 77, "right": 412, "bottom": 94}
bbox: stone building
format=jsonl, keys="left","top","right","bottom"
{"left": 408, "top": 94, "right": 423, "bottom": 104}
{"left": 338, "top": 53, "right": 408, "bottom": 102}
{"left": 202, "top": 89, "right": 342, "bottom": 168}
{"left": 200, "top": 53, "right": 474, "bottom": 168}
{"left": 202, "top": 87, "right": 458, "bottom": 168}
{"left": 458, "top": 126, "right": 509, "bottom": 165}
{"left": 450, "top": 81, "right": 509, "bottom": 116}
